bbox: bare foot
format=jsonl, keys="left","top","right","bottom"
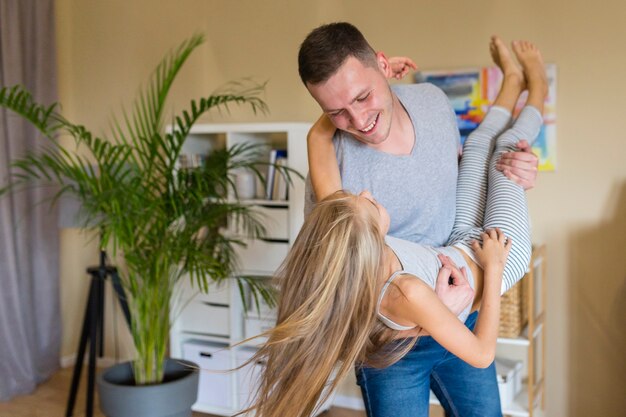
{"left": 490, "top": 35, "right": 525, "bottom": 91}
{"left": 512, "top": 40, "right": 548, "bottom": 110}
{"left": 490, "top": 35, "right": 524, "bottom": 111}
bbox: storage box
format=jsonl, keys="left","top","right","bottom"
{"left": 495, "top": 357, "right": 523, "bottom": 408}
{"left": 182, "top": 341, "right": 233, "bottom": 409}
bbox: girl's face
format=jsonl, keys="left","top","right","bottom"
{"left": 357, "top": 190, "right": 390, "bottom": 236}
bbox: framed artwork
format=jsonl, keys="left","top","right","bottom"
{"left": 417, "top": 64, "right": 557, "bottom": 171}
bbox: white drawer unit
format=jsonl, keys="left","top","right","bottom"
{"left": 194, "top": 281, "right": 231, "bottom": 305}
{"left": 178, "top": 301, "right": 230, "bottom": 337}
{"left": 178, "top": 276, "right": 231, "bottom": 306}
{"left": 229, "top": 204, "right": 289, "bottom": 241}
{"left": 183, "top": 341, "right": 234, "bottom": 410}
{"left": 243, "top": 316, "right": 276, "bottom": 341}
{"left": 238, "top": 238, "right": 289, "bottom": 274}
{"left": 253, "top": 205, "right": 289, "bottom": 240}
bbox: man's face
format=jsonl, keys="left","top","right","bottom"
{"left": 306, "top": 55, "right": 394, "bottom": 146}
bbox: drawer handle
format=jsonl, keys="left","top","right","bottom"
{"left": 257, "top": 204, "right": 288, "bottom": 209}
{"left": 259, "top": 238, "right": 289, "bottom": 244}
{"left": 200, "top": 352, "right": 213, "bottom": 358}
{"left": 202, "top": 302, "right": 229, "bottom": 308}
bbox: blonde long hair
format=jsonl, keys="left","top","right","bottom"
{"left": 240, "top": 191, "right": 416, "bottom": 417}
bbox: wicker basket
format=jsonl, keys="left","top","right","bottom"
{"left": 498, "top": 275, "right": 529, "bottom": 338}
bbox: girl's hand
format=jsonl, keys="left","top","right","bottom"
{"left": 388, "top": 56, "right": 418, "bottom": 80}
{"left": 471, "top": 228, "right": 512, "bottom": 271}
{"left": 435, "top": 254, "right": 475, "bottom": 317}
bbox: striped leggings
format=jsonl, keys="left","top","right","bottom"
{"left": 447, "top": 105, "right": 543, "bottom": 294}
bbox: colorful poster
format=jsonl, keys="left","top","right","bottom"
{"left": 417, "top": 64, "right": 557, "bottom": 171}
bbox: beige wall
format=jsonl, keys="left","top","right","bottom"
{"left": 55, "top": 1, "right": 626, "bottom": 416}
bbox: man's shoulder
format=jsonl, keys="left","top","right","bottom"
{"left": 391, "top": 82, "right": 448, "bottom": 102}
{"left": 392, "top": 83, "right": 455, "bottom": 126}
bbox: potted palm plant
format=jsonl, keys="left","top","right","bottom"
{"left": 0, "top": 34, "right": 283, "bottom": 416}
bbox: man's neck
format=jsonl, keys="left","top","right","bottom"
{"left": 371, "top": 93, "right": 414, "bottom": 156}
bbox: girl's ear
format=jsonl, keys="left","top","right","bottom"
{"left": 376, "top": 51, "right": 392, "bottom": 78}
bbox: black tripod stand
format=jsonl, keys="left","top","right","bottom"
{"left": 65, "top": 250, "right": 131, "bottom": 417}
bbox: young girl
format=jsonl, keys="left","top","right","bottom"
{"left": 243, "top": 38, "right": 548, "bottom": 417}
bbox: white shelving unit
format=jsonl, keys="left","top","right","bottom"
{"left": 429, "top": 245, "right": 547, "bottom": 417}
{"left": 169, "top": 122, "right": 316, "bottom": 416}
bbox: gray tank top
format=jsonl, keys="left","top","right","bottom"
{"left": 376, "top": 236, "right": 475, "bottom": 330}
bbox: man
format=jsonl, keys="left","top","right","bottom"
{"left": 299, "top": 22, "right": 538, "bottom": 416}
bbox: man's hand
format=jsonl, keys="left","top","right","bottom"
{"left": 496, "top": 140, "right": 539, "bottom": 190}
{"left": 434, "top": 254, "right": 474, "bottom": 317}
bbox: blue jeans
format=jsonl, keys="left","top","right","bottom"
{"left": 355, "top": 312, "right": 502, "bottom": 417}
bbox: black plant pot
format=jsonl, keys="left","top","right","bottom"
{"left": 97, "top": 358, "right": 199, "bottom": 417}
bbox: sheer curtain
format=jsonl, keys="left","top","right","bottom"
{"left": 0, "top": 0, "right": 61, "bottom": 401}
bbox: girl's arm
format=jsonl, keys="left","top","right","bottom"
{"left": 307, "top": 114, "right": 341, "bottom": 201}
{"left": 387, "top": 229, "right": 510, "bottom": 368}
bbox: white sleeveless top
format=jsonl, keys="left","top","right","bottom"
{"left": 376, "top": 236, "right": 475, "bottom": 330}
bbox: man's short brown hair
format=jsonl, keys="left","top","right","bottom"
{"left": 298, "top": 22, "right": 377, "bottom": 85}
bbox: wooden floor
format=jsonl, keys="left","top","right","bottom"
{"left": 0, "top": 367, "right": 365, "bottom": 417}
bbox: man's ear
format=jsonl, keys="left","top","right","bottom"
{"left": 376, "top": 51, "right": 392, "bottom": 78}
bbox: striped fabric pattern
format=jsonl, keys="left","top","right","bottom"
{"left": 447, "top": 106, "right": 543, "bottom": 294}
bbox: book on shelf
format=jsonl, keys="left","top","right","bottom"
{"left": 178, "top": 153, "right": 205, "bottom": 169}
{"left": 265, "top": 149, "right": 287, "bottom": 200}
{"left": 272, "top": 156, "right": 288, "bottom": 201}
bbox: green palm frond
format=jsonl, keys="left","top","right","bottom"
{"left": 115, "top": 33, "right": 204, "bottom": 170}
{"left": 0, "top": 85, "right": 63, "bottom": 138}
{"left": 165, "top": 81, "right": 269, "bottom": 168}
{"left": 211, "top": 79, "right": 269, "bottom": 115}
{"left": 149, "top": 34, "right": 205, "bottom": 131}
{"left": 0, "top": 33, "right": 289, "bottom": 385}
